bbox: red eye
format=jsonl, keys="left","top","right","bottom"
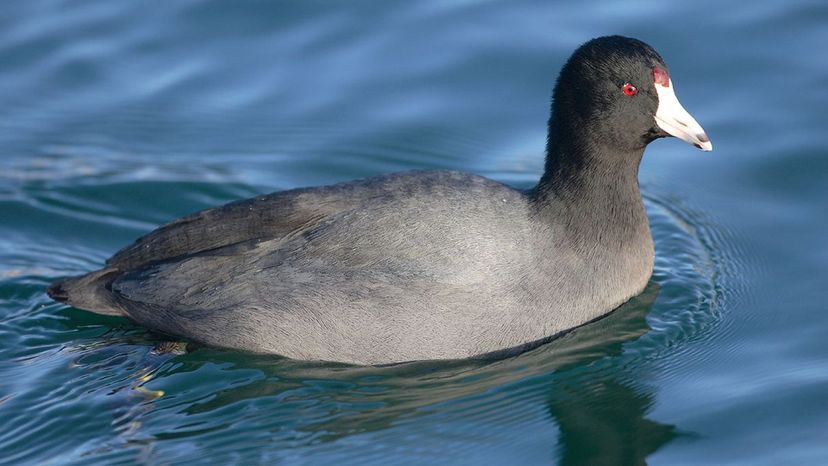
{"left": 622, "top": 83, "right": 637, "bottom": 96}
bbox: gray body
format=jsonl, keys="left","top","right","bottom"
{"left": 48, "top": 35, "right": 712, "bottom": 365}
{"left": 54, "top": 167, "right": 653, "bottom": 365}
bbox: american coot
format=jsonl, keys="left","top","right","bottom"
{"left": 48, "top": 36, "right": 712, "bottom": 365}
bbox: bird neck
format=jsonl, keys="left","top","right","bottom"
{"left": 531, "top": 124, "right": 649, "bottom": 247}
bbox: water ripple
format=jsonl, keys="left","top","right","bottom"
{"left": 3, "top": 192, "right": 730, "bottom": 464}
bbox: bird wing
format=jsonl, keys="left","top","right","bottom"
{"left": 104, "top": 180, "right": 383, "bottom": 271}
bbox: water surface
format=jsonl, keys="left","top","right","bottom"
{"left": 1, "top": 1, "right": 827, "bottom": 464}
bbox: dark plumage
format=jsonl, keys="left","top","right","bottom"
{"left": 48, "top": 36, "right": 711, "bottom": 365}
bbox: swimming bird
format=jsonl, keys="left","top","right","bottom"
{"left": 48, "top": 36, "right": 712, "bottom": 365}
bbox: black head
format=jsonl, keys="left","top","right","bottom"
{"left": 547, "top": 36, "right": 711, "bottom": 157}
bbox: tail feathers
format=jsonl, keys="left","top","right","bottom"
{"left": 47, "top": 268, "right": 125, "bottom": 316}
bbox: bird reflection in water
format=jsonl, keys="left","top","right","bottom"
{"left": 77, "top": 282, "right": 676, "bottom": 464}
{"left": 543, "top": 282, "right": 678, "bottom": 465}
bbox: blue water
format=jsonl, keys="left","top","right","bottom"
{"left": 1, "top": 1, "right": 826, "bottom": 464}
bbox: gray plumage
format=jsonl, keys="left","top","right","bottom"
{"left": 48, "top": 36, "right": 711, "bottom": 365}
